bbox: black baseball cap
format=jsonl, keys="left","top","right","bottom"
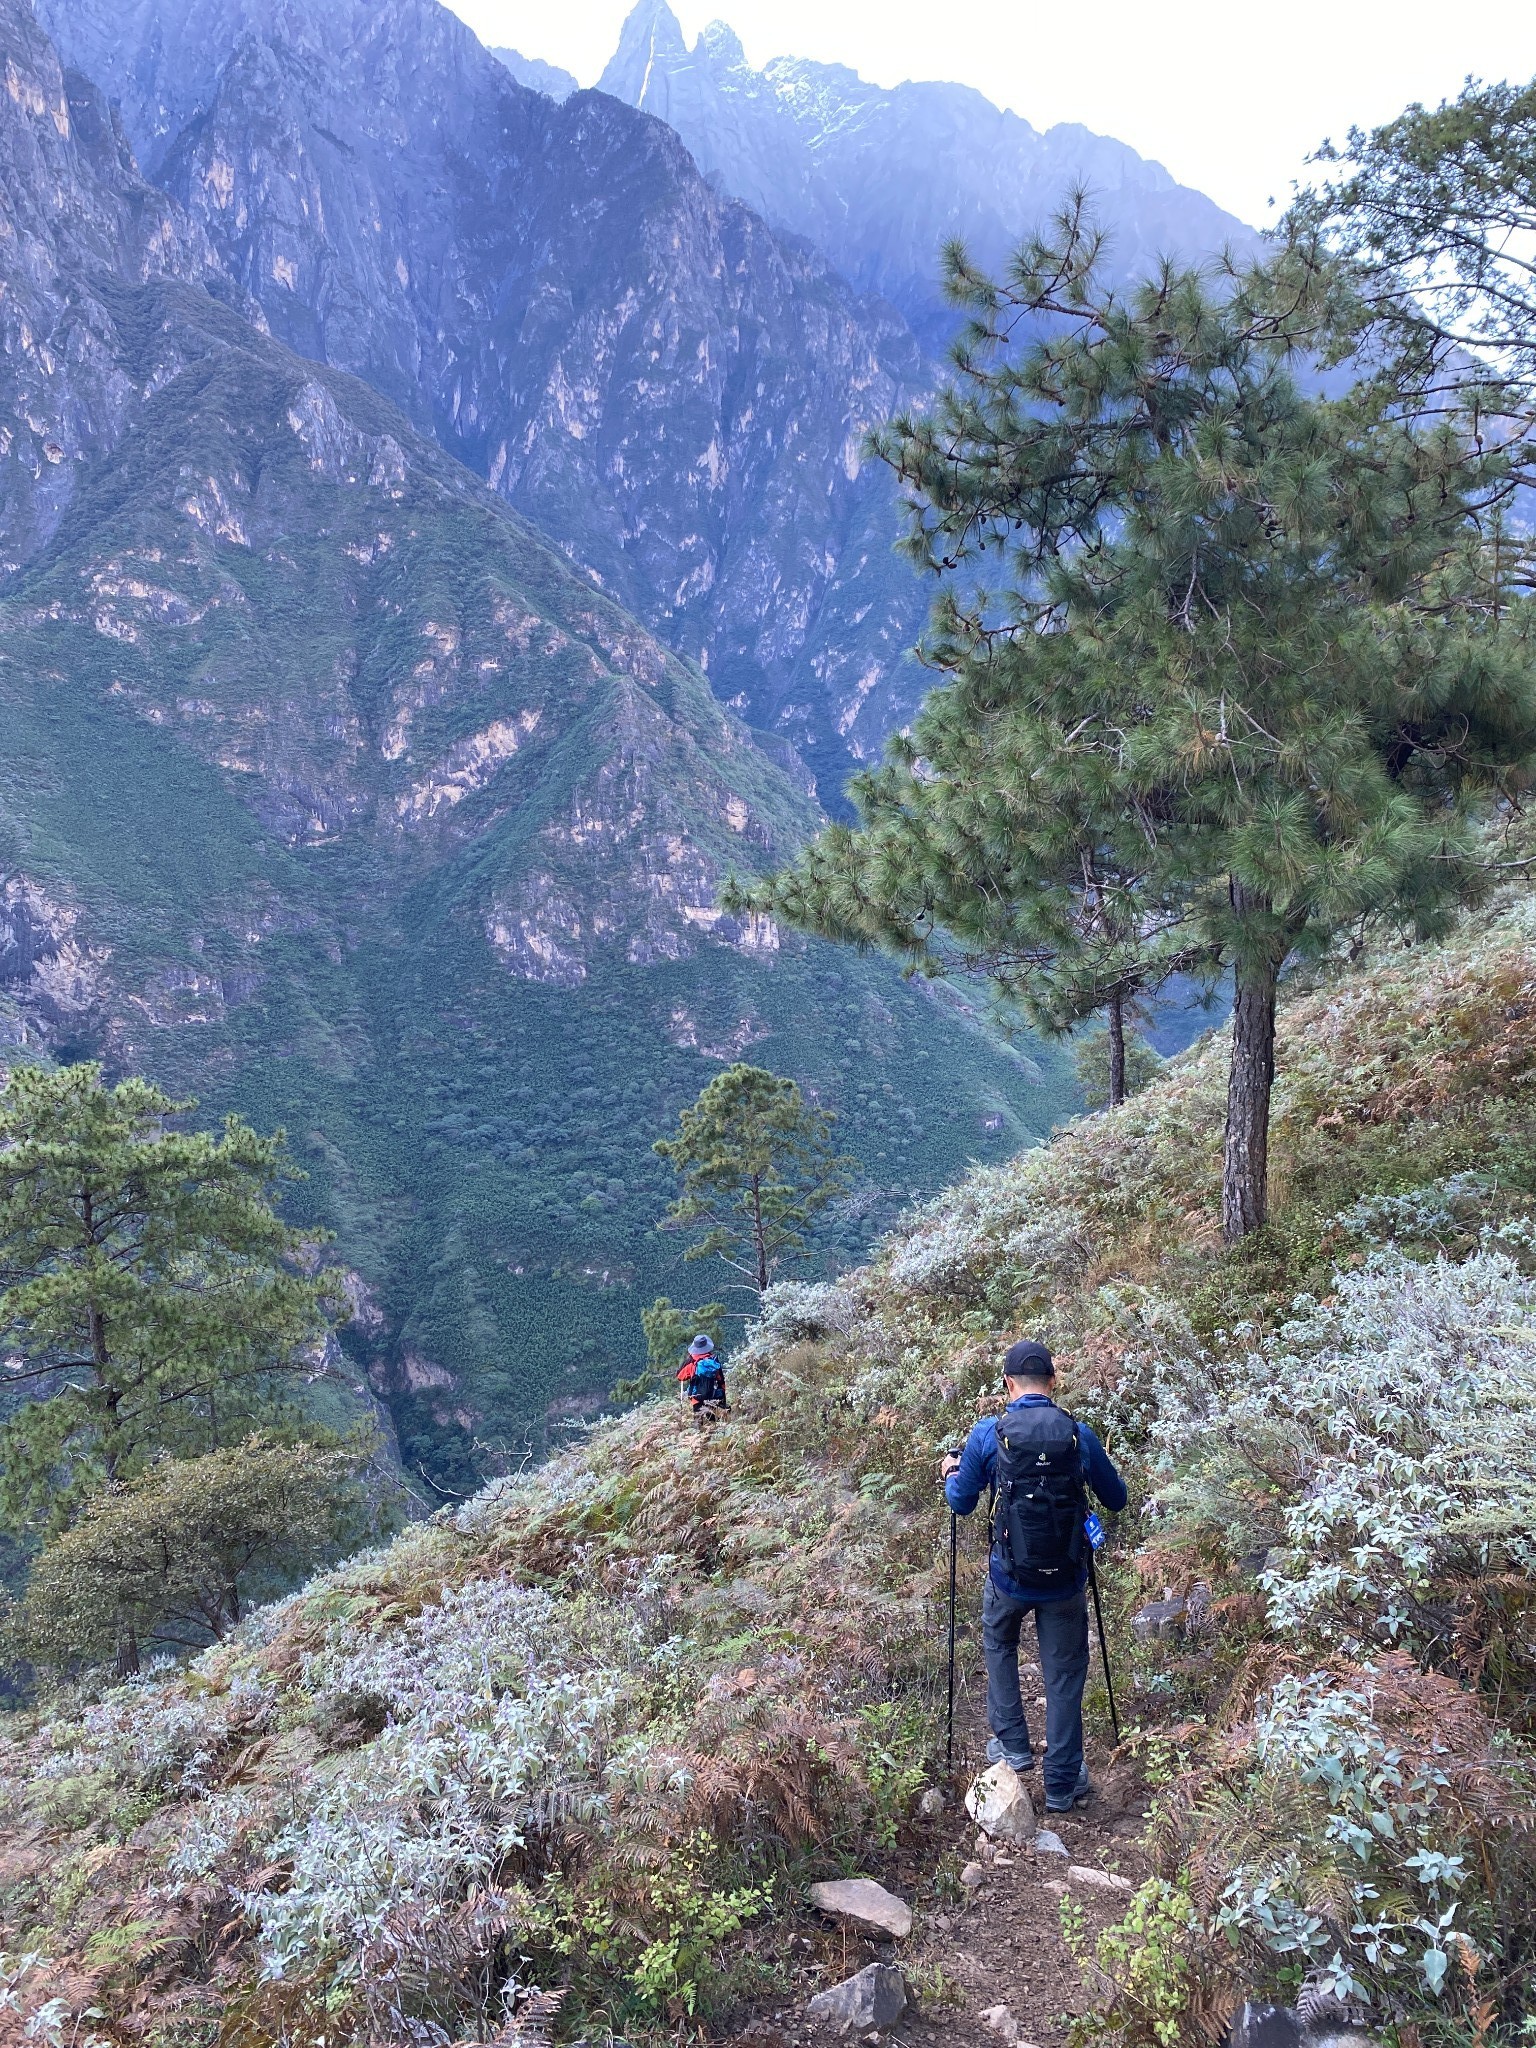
{"left": 1004, "top": 1338, "right": 1055, "bottom": 1380}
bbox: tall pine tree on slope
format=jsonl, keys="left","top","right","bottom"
{"left": 746, "top": 206, "right": 1536, "bottom": 1240}
{"left": 654, "top": 1064, "right": 852, "bottom": 1299}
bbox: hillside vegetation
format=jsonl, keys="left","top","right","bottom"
{"left": 3, "top": 883, "right": 1534, "bottom": 2047}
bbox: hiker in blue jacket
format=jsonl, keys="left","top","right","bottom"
{"left": 941, "top": 1337, "right": 1127, "bottom": 1813}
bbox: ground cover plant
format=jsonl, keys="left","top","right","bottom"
{"left": 2, "top": 886, "right": 1536, "bottom": 2046}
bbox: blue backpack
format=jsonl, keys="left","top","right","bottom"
{"left": 689, "top": 1355, "right": 725, "bottom": 1401}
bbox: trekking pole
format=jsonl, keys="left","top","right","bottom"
{"left": 945, "top": 1503, "right": 958, "bottom": 1768}
{"left": 1086, "top": 1548, "right": 1122, "bottom": 1746}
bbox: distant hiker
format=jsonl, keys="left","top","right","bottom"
{"left": 677, "top": 1333, "right": 728, "bottom": 1419}
{"left": 940, "top": 1338, "right": 1126, "bottom": 1813}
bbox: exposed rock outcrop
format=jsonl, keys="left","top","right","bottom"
{"left": 38, "top": 0, "right": 934, "bottom": 794}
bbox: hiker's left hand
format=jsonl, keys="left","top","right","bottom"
{"left": 939, "top": 1452, "right": 961, "bottom": 1481}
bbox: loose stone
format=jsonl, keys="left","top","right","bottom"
{"left": 807, "top": 1879, "right": 912, "bottom": 1940}
{"left": 964, "top": 1762, "right": 1037, "bottom": 1844}
{"left": 805, "top": 1964, "right": 908, "bottom": 2036}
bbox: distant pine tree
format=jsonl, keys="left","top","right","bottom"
{"left": 1290, "top": 77, "right": 1536, "bottom": 486}
{"left": 654, "top": 1064, "right": 852, "bottom": 1298}
{"left": 1075, "top": 1021, "right": 1162, "bottom": 1112}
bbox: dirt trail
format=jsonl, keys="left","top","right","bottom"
{"left": 731, "top": 1641, "right": 1150, "bottom": 2048}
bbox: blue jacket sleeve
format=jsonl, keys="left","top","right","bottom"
{"left": 1078, "top": 1423, "right": 1128, "bottom": 1513}
{"left": 944, "top": 1419, "right": 995, "bottom": 1516}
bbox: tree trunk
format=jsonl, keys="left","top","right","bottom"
{"left": 1106, "top": 991, "right": 1127, "bottom": 1108}
{"left": 1222, "top": 944, "right": 1281, "bottom": 1244}
{"left": 115, "top": 1622, "right": 140, "bottom": 1680}
{"left": 751, "top": 1174, "right": 768, "bottom": 1298}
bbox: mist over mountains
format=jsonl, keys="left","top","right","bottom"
{"left": 0, "top": 0, "right": 1249, "bottom": 1467}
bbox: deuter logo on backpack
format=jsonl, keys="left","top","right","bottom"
{"left": 991, "top": 1403, "right": 1088, "bottom": 1582}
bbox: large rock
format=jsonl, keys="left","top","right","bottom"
{"left": 1228, "top": 2011, "right": 1302, "bottom": 2048}
{"left": 1228, "top": 2002, "right": 1386, "bottom": 2048}
{"left": 1131, "top": 1596, "right": 1188, "bottom": 1641}
{"left": 807, "top": 1878, "right": 912, "bottom": 1940}
{"left": 805, "top": 1963, "right": 907, "bottom": 2035}
{"left": 964, "top": 1761, "right": 1037, "bottom": 1843}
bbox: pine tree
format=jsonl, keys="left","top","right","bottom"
{"left": 1074, "top": 1019, "right": 1163, "bottom": 1112}
{"left": 0, "top": 1064, "right": 344, "bottom": 1537}
{"left": 748, "top": 205, "right": 1536, "bottom": 1239}
{"left": 654, "top": 1065, "right": 852, "bottom": 1298}
{"left": 11, "top": 1435, "right": 373, "bottom": 1673}
{"left": 748, "top": 713, "right": 1208, "bottom": 1106}
{"left": 1289, "top": 78, "right": 1536, "bottom": 483}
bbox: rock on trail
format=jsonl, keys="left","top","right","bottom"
{"left": 965, "top": 1761, "right": 1037, "bottom": 1843}
{"left": 805, "top": 1963, "right": 908, "bottom": 2035}
{"left": 807, "top": 1878, "right": 913, "bottom": 1940}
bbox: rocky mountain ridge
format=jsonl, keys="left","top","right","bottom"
{"left": 0, "top": 0, "right": 235, "bottom": 572}
{"left": 35, "top": 0, "right": 944, "bottom": 790}
{"left": 595, "top": 0, "right": 1260, "bottom": 349}
{"left": 489, "top": 46, "right": 577, "bottom": 100}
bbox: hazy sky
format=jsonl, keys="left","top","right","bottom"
{"left": 447, "top": 0, "right": 1536, "bottom": 227}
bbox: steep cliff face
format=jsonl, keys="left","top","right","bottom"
{"left": 36, "top": 0, "right": 940, "bottom": 789}
{"left": 597, "top": 0, "right": 1259, "bottom": 350}
{"left": 0, "top": 0, "right": 229, "bottom": 570}
{"left": 0, "top": 0, "right": 1077, "bottom": 1477}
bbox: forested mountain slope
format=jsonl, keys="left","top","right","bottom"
{"left": 3, "top": 881, "right": 1533, "bottom": 2045}
{"left": 34, "top": 0, "right": 942, "bottom": 788}
{"left": 596, "top": 0, "right": 1258, "bottom": 351}
{"left": 0, "top": 0, "right": 1077, "bottom": 1480}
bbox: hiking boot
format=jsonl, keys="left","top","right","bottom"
{"left": 985, "top": 1736, "right": 1036, "bottom": 1773}
{"left": 1045, "top": 1765, "right": 1091, "bottom": 1813}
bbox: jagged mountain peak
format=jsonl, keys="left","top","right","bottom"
{"left": 598, "top": 0, "right": 688, "bottom": 99}
{"left": 696, "top": 19, "right": 745, "bottom": 66}
{"left": 592, "top": 5, "right": 1257, "bottom": 348}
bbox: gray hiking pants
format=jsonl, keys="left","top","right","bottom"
{"left": 982, "top": 1576, "right": 1090, "bottom": 1804}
